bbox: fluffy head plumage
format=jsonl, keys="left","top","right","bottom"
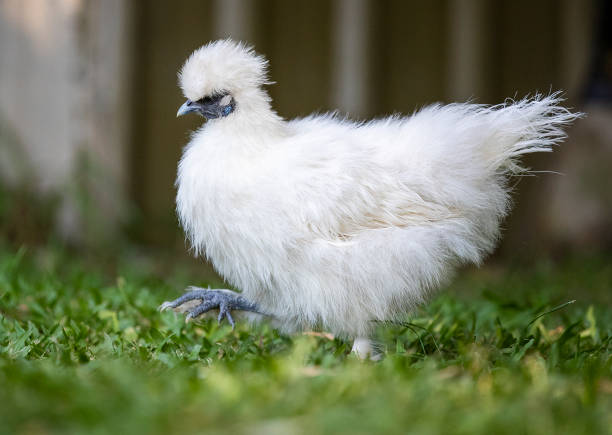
{"left": 178, "top": 39, "right": 270, "bottom": 102}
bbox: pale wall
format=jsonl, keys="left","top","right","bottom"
{"left": 0, "top": 0, "right": 132, "bottom": 242}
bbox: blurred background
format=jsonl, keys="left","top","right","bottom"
{"left": 0, "top": 0, "right": 611, "bottom": 271}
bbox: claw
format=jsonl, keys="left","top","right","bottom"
{"left": 159, "top": 301, "right": 173, "bottom": 312}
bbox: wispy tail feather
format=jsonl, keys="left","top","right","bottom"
{"left": 488, "top": 92, "right": 583, "bottom": 174}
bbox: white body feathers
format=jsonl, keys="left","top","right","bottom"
{"left": 176, "top": 40, "right": 578, "bottom": 339}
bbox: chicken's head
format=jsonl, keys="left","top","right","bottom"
{"left": 176, "top": 39, "right": 271, "bottom": 119}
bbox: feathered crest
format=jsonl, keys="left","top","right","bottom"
{"left": 178, "top": 39, "right": 271, "bottom": 102}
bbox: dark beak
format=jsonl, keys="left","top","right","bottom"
{"left": 176, "top": 100, "right": 198, "bottom": 117}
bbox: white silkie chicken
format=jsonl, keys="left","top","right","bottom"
{"left": 160, "top": 39, "right": 579, "bottom": 358}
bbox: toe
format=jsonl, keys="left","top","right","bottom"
{"left": 186, "top": 301, "right": 217, "bottom": 320}
{"left": 158, "top": 289, "right": 212, "bottom": 313}
{"left": 226, "top": 311, "right": 235, "bottom": 329}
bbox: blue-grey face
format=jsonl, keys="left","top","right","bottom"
{"left": 176, "top": 92, "right": 235, "bottom": 119}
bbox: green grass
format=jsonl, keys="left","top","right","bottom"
{"left": 0, "top": 244, "right": 611, "bottom": 435}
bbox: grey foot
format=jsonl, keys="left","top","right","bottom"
{"left": 159, "top": 287, "right": 260, "bottom": 328}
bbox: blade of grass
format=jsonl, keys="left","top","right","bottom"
{"left": 405, "top": 322, "right": 441, "bottom": 354}
{"left": 527, "top": 300, "right": 576, "bottom": 327}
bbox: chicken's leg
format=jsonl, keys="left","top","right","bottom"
{"left": 352, "top": 337, "right": 382, "bottom": 361}
{"left": 159, "top": 287, "right": 261, "bottom": 328}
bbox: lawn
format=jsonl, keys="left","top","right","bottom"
{"left": 0, "top": 243, "right": 610, "bottom": 435}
